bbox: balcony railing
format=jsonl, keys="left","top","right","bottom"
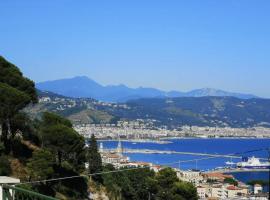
{"left": 2, "top": 185, "right": 58, "bottom": 200}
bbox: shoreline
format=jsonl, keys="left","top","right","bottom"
{"left": 96, "top": 137, "right": 270, "bottom": 143}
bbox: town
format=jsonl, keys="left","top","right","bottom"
{"left": 98, "top": 140, "right": 269, "bottom": 200}
{"left": 75, "top": 123, "right": 270, "bottom": 140}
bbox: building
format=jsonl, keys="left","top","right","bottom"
{"left": 197, "top": 183, "right": 249, "bottom": 199}
{"left": 0, "top": 176, "right": 20, "bottom": 200}
{"left": 197, "top": 186, "right": 206, "bottom": 199}
{"left": 177, "top": 170, "right": 204, "bottom": 185}
{"left": 254, "top": 184, "right": 263, "bottom": 194}
{"left": 101, "top": 152, "right": 130, "bottom": 167}
{"left": 203, "top": 172, "right": 234, "bottom": 182}
{"left": 226, "top": 185, "right": 248, "bottom": 198}
{"left": 99, "top": 140, "right": 130, "bottom": 168}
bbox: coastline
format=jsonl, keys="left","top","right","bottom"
{"left": 97, "top": 136, "right": 270, "bottom": 144}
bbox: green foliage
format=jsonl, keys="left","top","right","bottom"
{"left": 26, "top": 112, "right": 88, "bottom": 199}
{"left": 53, "top": 167, "right": 89, "bottom": 200}
{"left": 42, "top": 112, "right": 72, "bottom": 128}
{"left": 88, "top": 134, "right": 102, "bottom": 183}
{"left": 40, "top": 113, "right": 86, "bottom": 171}
{"left": 0, "top": 142, "right": 4, "bottom": 154}
{"left": 224, "top": 177, "right": 238, "bottom": 186}
{"left": 27, "top": 149, "right": 54, "bottom": 181}
{"left": 170, "top": 182, "right": 198, "bottom": 200}
{"left": 0, "top": 57, "right": 89, "bottom": 199}
{"left": 0, "top": 155, "right": 11, "bottom": 176}
{"left": 102, "top": 166, "right": 198, "bottom": 200}
{"left": 154, "top": 168, "right": 198, "bottom": 200}
{"left": 0, "top": 83, "right": 31, "bottom": 119}
{"left": 155, "top": 168, "right": 179, "bottom": 189}
{"left": 0, "top": 56, "right": 37, "bottom": 154}
{"left": 12, "top": 138, "right": 33, "bottom": 160}
{"left": 10, "top": 113, "right": 40, "bottom": 145}
{"left": 0, "top": 56, "right": 37, "bottom": 103}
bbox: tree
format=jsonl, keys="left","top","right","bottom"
{"left": 156, "top": 168, "right": 179, "bottom": 189}
{"left": 27, "top": 149, "right": 54, "bottom": 181}
{"left": 171, "top": 182, "right": 198, "bottom": 200}
{"left": 41, "top": 112, "right": 72, "bottom": 128}
{"left": 0, "top": 56, "right": 37, "bottom": 153}
{"left": 224, "top": 177, "right": 238, "bottom": 186}
{"left": 88, "top": 134, "right": 102, "bottom": 183}
{"left": 0, "top": 155, "right": 11, "bottom": 176}
{"left": 155, "top": 168, "right": 198, "bottom": 200}
{"left": 40, "top": 113, "right": 86, "bottom": 171}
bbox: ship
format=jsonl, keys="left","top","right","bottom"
{"left": 237, "top": 156, "right": 270, "bottom": 169}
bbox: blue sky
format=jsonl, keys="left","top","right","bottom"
{"left": 1, "top": 0, "right": 270, "bottom": 97}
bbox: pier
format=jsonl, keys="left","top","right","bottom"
{"left": 104, "top": 148, "right": 243, "bottom": 158}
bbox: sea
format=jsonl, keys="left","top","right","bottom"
{"left": 99, "top": 138, "right": 270, "bottom": 190}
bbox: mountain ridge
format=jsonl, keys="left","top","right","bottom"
{"left": 36, "top": 76, "right": 259, "bottom": 102}
{"left": 26, "top": 90, "right": 270, "bottom": 128}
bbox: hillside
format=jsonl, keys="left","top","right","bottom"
{"left": 117, "top": 97, "right": 270, "bottom": 128}
{"left": 27, "top": 91, "right": 270, "bottom": 128}
{"left": 36, "top": 76, "right": 258, "bottom": 102}
{"left": 26, "top": 90, "right": 117, "bottom": 125}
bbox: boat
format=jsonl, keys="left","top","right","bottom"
{"left": 225, "top": 161, "right": 235, "bottom": 165}
{"left": 237, "top": 156, "right": 270, "bottom": 169}
{"left": 225, "top": 157, "right": 235, "bottom": 165}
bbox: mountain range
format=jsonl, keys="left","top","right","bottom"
{"left": 36, "top": 76, "right": 258, "bottom": 102}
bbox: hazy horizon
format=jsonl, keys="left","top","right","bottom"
{"left": 35, "top": 75, "right": 260, "bottom": 98}
{"left": 1, "top": 1, "right": 270, "bottom": 97}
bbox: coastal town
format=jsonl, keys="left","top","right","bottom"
{"left": 74, "top": 123, "right": 270, "bottom": 140}
{"left": 38, "top": 95, "right": 270, "bottom": 140}
{"left": 98, "top": 140, "right": 269, "bottom": 200}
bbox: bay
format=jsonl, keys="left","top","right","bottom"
{"left": 99, "top": 138, "right": 270, "bottom": 185}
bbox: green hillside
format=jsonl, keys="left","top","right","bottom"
{"left": 27, "top": 90, "right": 270, "bottom": 129}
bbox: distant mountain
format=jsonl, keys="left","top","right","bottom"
{"left": 36, "top": 76, "right": 259, "bottom": 102}
{"left": 183, "top": 88, "right": 257, "bottom": 99}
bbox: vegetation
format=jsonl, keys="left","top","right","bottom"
{"left": 0, "top": 155, "right": 11, "bottom": 176}
{"left": 103, "top": 166, "right": 198, "bottom": 200}
{"left": 0, "top": 56, "right": 198, "bottom": 199}
{"left": 88, "top": 134, "right": 103, "bottom": 183}
{"left": 27, "top": 89, "right": 270, "bottom": 129}
{"left": 0, "top": 56, "right": 87, "bottom": 199}
{"left": 224, "top": 178, "right": 238, "bottom": 186}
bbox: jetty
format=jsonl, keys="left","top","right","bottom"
{"left": 104, "top": 148, "right": 242, "bottom": 158}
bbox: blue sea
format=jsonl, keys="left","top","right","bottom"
{"left": 99, "top": 138, "right": 270, "bottom": 185}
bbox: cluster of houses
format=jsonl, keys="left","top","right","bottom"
{"left": 98, "top": 141, "right": 268, "bottom": 200}
{"left": 177, "top": 170, "right": 267, "bottom": 200}
{"left": 98, "top": 140, "right": 162, "bottom": 172}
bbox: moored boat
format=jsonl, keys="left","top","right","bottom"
{"left": 237, "top": 157, "right": 270, "bottom": 169}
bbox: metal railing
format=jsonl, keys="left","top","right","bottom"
{"left": 2, "top": 185, "right": 58, "bottom": 200}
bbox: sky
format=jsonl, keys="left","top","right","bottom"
{"left": 0, "top": 0, "right": 270, "bottom": 97}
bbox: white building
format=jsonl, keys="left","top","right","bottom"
{"left": 254, "top": 184, "right": 263, "bottom": 194}
{"left": 177, "top": 170, "right": 204, "bottom": 186}
{"left": 0, "top": 176, "right": 20, "bottom": 200}
{"left": 197, "top": 186, "right": 206, "bottom": 199}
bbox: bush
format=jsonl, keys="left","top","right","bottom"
{"left": 0, "top": 156, "right": 11, "bottom": 176}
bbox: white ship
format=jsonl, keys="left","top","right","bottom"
{"left": 237, "top": 157, "right": 270, "bottom": 169}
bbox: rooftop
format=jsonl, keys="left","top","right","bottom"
{"left": 0, "top": 176, "right": 20, "bottom": 184}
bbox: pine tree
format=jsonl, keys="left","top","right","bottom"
{"left": 88, "top": 134, "right": 103, "bottom": 183}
